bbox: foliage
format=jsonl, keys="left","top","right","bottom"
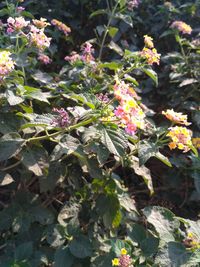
{"left": 0, "top": 0, "right": 200, "bottom": 266}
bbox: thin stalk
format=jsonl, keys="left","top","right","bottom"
{"left": 98, "top": 0, "right": 119, "bottom": 60}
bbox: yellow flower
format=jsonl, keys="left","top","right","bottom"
{"left": 121, "top": 248, "right": 127, "bottom": 255}
{"left": 112, "top": 258, "right": 119, "bottom": 266}
{"left": 162, "top": 109, "right": 191, "bottom": 126}
{"left": 167, "top": 126, "right": 192, "bottom": 152}
{"left": 187, "top": 232, "right": 194, "bottom": 239}
{"left": 144, "top": 34, "right": 154, "bottom": 48}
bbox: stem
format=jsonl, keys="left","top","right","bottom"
{"left": 27, "top": 117, "right": 96, "bottom": 143}
{"left": 98, "top": 0, "right": 119, "bottom": 60}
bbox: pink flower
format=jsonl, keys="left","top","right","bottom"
{"left": 38, "top": 54, "right": 52, "bottom": 64}
{"left": 7, "top": 16, "right": 29, "bottom": 31}
{"left": 64, "top": 51, "right": 80, "bottom": 63}
{"left": 127, "top": 0, "right": 140, "bottom": 10}
{"left": 17, "top": 6, "right": 25, "bottom": 12}
{"left": 171, "top": 21, "right": 192, "bottom": 35}
{"left": 81, "top": 42, "right": 95, "bottom": 63}
{"left": 29, "top": 26, "right": 51, "bottom": 51}
{"left": 51, "top": 19, "right": 71, "bottom": 36}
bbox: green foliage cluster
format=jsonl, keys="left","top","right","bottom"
{"left": 0, "top": 0, "right": 200, "bottom": 266}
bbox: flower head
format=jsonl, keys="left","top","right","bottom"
{"left": 162, "top": 109, "right": 191, "bottom": 126}
{"left": 51, "top": 19, "right": 71, "bottom": 36}
{"left": 127, "top": 0, "right": 140, "bottom": 10}
{"left": 7, "top": 16, "right": 29, "bottom": 31}
{"left": 144, "top": 35, "right": 154, "bottom": 48}
{"left": 38, "top": 53, "right": 52, "bottom": 64}
{"left": 121, "top": 248, "right": 127, "bottom": 255}
{"left": 113, "top": 81, "right": 145, "bottom": 135}
{"left": 81, "top": 42, "right": 95, "bottom": 63}
{"left": 52, "top": 108, "right": 70, "bottom": 128}
{"left": 140, "top": 47, "right": 160, "bottom": 65}
{"left": 0, "top": 51, "right": 15, "bottom": 79}
{"left": 64, "top": 51, "right": 80, "bottom": 63}
{"left": 29, "top": 26, "right": 51, "bottom": 51}
{"left": 171, "top": 21, "right": 192, "bottom": 35}
{"left": 33, "top": 18, "right": 50, "bottom": 28}
{"left": 167, "top": 126, "right": 192, "bottom": 152}
{"left": 112, "top": 258, "right": 120, "bottom": 266}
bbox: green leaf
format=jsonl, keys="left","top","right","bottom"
{"left": 54, "top": 246, "right": 74, "bottom": 267}
{"left": 155, "top": 152, "right": 172, "bottom": 167}
{"left": 142, "top": 68, "right": 158, "bottom": 86}
{"left": 155, "top": 242, "right": 191, "bottom": 267}
{"left": 0, "top": 172, "right": 14, "bottom": 186}
{"left": 143, "top": 206, "right": 180, "bottom": 243}
{"left": 0, "top": 133, "right": 24, "bottom": 162}
{"left": 6, "top": 89, "right": 24, "bottom": 106}
{"left": 100, "top": 126, "right": 128, "bottom": 157}
{"left": 130, "top": 156, "right": 154, "bottom": 195}
{"left": 21, "top": 146, "right": 48, "bottom": 176}
{"left": 50, "top": 134, "right": 80, "bottom": 161}
{"left": 89, "top": 9, "right": 107, "bottom": 18}
{"left": 108, "top": 27, "right": 119, "bottom": 38}
{"left": 0, "top": 113, "right": 23, "bottom": 134}
{"left": 140, "top": 236, "right": 159, "bottom": 257}
{"left": 100, "top": 61, "right": 122, "bottom": 71}
{"left": 69, "top": 235, "right": 92, "bottom": 259}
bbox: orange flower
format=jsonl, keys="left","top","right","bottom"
{"left": 162, "top": 109, "right": 191, "bottom": 126}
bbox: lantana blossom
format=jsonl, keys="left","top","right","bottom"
{"left": 7, "top": 16, "right": 29, "bottom": 32}
{"left": 162, "top": 109, "right": 191, "bottom": 126}
{"left": 144, "top": 35, "right": 154, "bottom": 48}
{"left": 38, "top": 54, "right": 52, "bottom": 64}
{"left": 51, "top": 19, "right": 71, "bottom": 36}
{"left": 29, "top": 25, "right": 51, "bottom": 51}
{"left": 140, "top": 47, "right": 160, "bottom": 65}
{"left": 171, "top": 21, "right": 192, "bottom": 35}
{"left": 167, "top": 126, "right": 192, "bottom": 152}
{"left": 33, "top": 18, "right": 50, "bottom": 28}
{"left": 0, "top": 51, "right": 15, "bottom": 79}
{"left": 112, "top": 248, "right": 133, "bottom": 267}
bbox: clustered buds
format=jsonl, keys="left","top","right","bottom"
{"left": 52, "top": 108, "right": 70, "bottom": 128}
{"left": 127, "top": 0, "right": 140, "bottom": 10}
{"left": 29, "top": 25, "right": 51, "bottom": 51}
{"left": 96, "top": 93, "right": 110, "bottom": 104}
{"left": 65, "top": 42, "right": 95, "bottom": 64}
{"left": 112, "top": 248, "right": 133, "bottom": 267}
{"left": 140, "top": 35, "right": 160, "bottom": 65}
{"left": 0, "top": 51, "right": 15, "bottom": 80}
{"left": 51, "top": 19, "right": 71, "bottom": 36}
{"left": 113, "top": 80, "right": 145, "bottom": 135}
{"left": 33, "top": 18, "right": 50, "bottom": 29}
{"left": 171, "top": 21, "right": 192, "bottom": 35}
{"left": 7, "top": 16, "right": 29, "bottom": 33}
{"left": 38, "top": 53, "right": 52, "bottom": 64}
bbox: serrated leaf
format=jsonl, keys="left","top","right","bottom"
{"left": 143, "top": 206, "right": 180, "bottom": 243}
{"left": 100, "top": 127, "right": 128, "bottom": 157}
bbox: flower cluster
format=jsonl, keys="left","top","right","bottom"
{"left": 171, "top": 21, "right": 192, "bottom": 35}
{"left": 141, "top": 47, "right": 160, "bottom": 65}
{"left": 162, "top": 109, "right": 191, "bottom": 125}
{"left": 65, "top": 42, "right": 95, "bottom": 64}
{"left": 144, "top": 35, "right": 154, "bottom": 48}
{"left": 33, "top": 18, "right": 50, "bottom": 29}
{"left": 52, "top": 108, "right": 70, "bottom": 128}
{"left": 81, "top": 42, "right": 95, "bottom": 63}
{"left": 17, "top": 6, "right": 25, "bottom": 12}
{"left": 0, "top": 51, "right": 15, "bottom": 79}
{"left": 127, "top": 0, "right": 140, "bottom": 10}
{"left": 96, "top": 93, "right": 110, "bottom": 104}
{"left": 113, "top": 81, "right": 145, "bottom": 135}
{"left": 112, "top": 248, "right": 133, "bottom": 267}
{"left": 140, "top": 35, "right": 160, "bottom": 65}
{"left": 7, "top": 16, "right": 29, "bottom": 33}
{"left": 29, "top": 25, "right": 51, "bottom": 51}
{"left": 167, "top": 126, "right": 192, "bottom": 152}
{"left": 38, "top": 54, "right": 52, "bottom": 64}
{"left": 64, "top": 51, "right": 80, "bottom": 63}
{"left": 51, "top": 19, "right": 71, "bottom": 36}
{"left": 185, "top": 232, "right": 200, "bottom": 250}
